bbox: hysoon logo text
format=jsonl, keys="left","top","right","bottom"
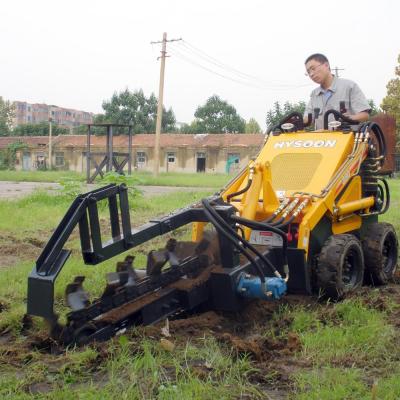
{"left": 274, "top": 139, "right": 337, "bottom": 149}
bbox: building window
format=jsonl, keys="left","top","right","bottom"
{"left": 136, "top": 151, "right": 146, "bottom": 169}
{"left": 167, "top": 152, "right": 176, "bottom": 163}
{"left": 137, "top": 151, "right": 146, "bottom": 164}
{"left": 55, "top": 152, "right": 64, "bottom": 166}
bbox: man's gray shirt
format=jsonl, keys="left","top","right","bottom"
{"left": 304, "top": 75, "right": 370, "bottom": 130}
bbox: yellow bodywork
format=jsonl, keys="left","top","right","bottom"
{"left": 193, "top": 130, "right": 373, "bottom": 259}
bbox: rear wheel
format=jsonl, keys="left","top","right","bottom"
{"left": 316, "top": 234, "right": 364, "bottom": 300}
{"left": 362, "top": 222, "right": 398, "bottom": 285}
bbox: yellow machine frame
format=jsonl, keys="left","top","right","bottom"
{"left": 193, "top": 129, "right": 374, "bottom": 260}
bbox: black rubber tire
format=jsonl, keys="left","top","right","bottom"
{"left": 362, "top": 222, "right": 398, "bottom": 285}
{"left": 316, "top": 234, "right": 364, "bottom": 300}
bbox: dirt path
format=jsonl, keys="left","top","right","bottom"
{"left": 0, "top": 181, "right": 213, "bottom": 199}
{"left": 0, "top": 181, "right": 60, "bottom": 198}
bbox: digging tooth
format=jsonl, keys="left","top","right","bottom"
{"left": 65, "top": 276, "right": 90, "bottom": 311}
{"left": 165, "top": 238, "right": 177, "bottom": 252}
{"left": 124, "top": 255, "right": 135, "bottom": 266}
{"left": 116, "top": 257, "right": 140, "bottom": 284}
{"left": 195, "top": 231, "right": 220, "bottom": 265}
{"left": 146, "top": 249, "right": 168, "bottom": 276}
{"left": 101, "top": 272, "right": 122, "bottom": 298}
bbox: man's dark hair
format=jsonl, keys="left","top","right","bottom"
{"left": 305, "top": 53, "right": 329, "bottom": 65}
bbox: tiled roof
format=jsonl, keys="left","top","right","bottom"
{"left": 0, "top": 134, "right": 265, "bottom": 149}
{"left": 0, "top": 136, "right": 50, "bottom": 148}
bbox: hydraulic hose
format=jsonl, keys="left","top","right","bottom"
{"left": 230, "top": 215, "right": 288, "bottom": 266}
{"left": 202, "top": 205, "right": 266, "bottom": 282}
{"left": 230, "top": 216, "right": 288, "bottom": 253}
{"left": 202, "top": 199, "right": 281, "bottom": 279}
{"left": 275, "top": 198, "right": 309, "bottom": 229}
{"left": 270, "top": 198, "right": 301, "bottom": 226}
{"left": 226, "top": 172, "right": 253, "bottom": 202}
{"left": 264, "top": 198, "right": 291, "bottom": 223}
{"left": 275, "top": 215, "right": 296, "bottom": 229}
{"left": 378, "top": 178, "right": 390, "bottom": 214}
{"left": 367, "top": 122, "right": 387, "bottom": 164}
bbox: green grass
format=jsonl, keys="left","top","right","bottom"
{"left": 290, "top": 297, "right": 400, "bottom": 399}
{"left": 0, "top": 187, "right": 212, "bottom": 237}
{"left": 0, "top": 170, "right": 231, "bottom": 188}
{"left": 0, "top": 170, "right": 85, "bottom": 183}
{"left": 294, "top": 365, "right": 400, "bottom": 400}
{"left": 386, "top": 177, "right": 400, "bottom": 233}
{"left": 0, "top": 336, "right": 261, "bottom": 399}
{"left": 124, "top": 171, "right": 231, "bottom": 188}
{"left": 292, "top": 299, "right": 395, "bottom": 365}
{"left": 0, "top": 177, "right": 399, "bottom": 399}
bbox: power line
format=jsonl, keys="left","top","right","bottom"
{"left": 172, "top": 40, "right": 310, "bottom": 89}
{"left": 178, "top": 40, "right": 294, "bottom": 87}
{"left": 168, "top": 45, "right": 311, "bottom": 91}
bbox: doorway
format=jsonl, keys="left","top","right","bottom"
{"left": 22, "top": 152, "right": 31, "bottom": 170}
{"left": 196, "top": 152, "right": 206, "bottom": 172}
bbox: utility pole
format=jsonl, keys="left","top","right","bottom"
{"left": 332, "top": 66, "right": 344, "bottom": 78}
{"left": 48, "top": 116, "right": 53, "bottom": 170}
{"left": 151, "top": 32, "right": 181, "bottom": 176}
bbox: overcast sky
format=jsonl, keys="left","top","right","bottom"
{"left": 1, "top": 0, "right": 399, "bottom": 129}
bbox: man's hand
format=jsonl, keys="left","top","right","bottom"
{"left": 343, "top": 111, "right": 370, "bottom": 123}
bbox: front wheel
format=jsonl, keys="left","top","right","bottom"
{"left": 316, "top": 234, "right": 364, "bottom": 300}
{"left": 362, "top": 222, "right": 398, "bottom": 285}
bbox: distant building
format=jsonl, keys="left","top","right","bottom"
{"left": 0, "top": 133, "right": 265, "bottom": 174}
{"left": 12, "top": 101, "right": 94, "bottom": 130}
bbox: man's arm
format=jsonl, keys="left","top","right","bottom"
{"left": 343, "top": 111, "right": 370, "bottom": 123}
{"left": 346, "top": 82, "right": 371, "bottom": 122}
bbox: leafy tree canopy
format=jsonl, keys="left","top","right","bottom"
{"left": 245, "top": 118, "right": 261, "bottom": 134}
{"left": 266, "top": 101, "right": 306, "bottom": 129}
{"left": 368, "top": 99, "right": 380, "bottom": 117}
{"left": 100, "top": 89, "right": 176, "bottom": 134}
{"left": 11, "top": 122, "right": 69, "bottom": 136}
{"left": 0, "top": 141, "right": 26, "bottom": 170}
{"left": 0, "top": 97, "right": 15, "bottom": 136}
{"left": 179, "top": 120, "right": 202, "bottom": 134}
{"left": 193, "top": 95, "right": 246, "bottom": 134}
{"left": 381, "top": 54, "right": 400, "bottom": 141}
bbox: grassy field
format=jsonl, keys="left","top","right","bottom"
{"left": 0, "top": 176, "right": 399, "bottom": 399}
{"left": 0, "top": 170, "right": 231, "bottom": 188}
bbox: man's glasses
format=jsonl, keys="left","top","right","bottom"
{"left": 305, "top": 63, "right": 324, "bottom": 76}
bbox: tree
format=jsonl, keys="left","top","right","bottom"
{"left": 101, "top": 89, "right": 176, "bottom": 134}
{"left": 245, "top": 118, "right": 261, "bottom": 134}
{"left": 266, "top": 101, "right": 306, "bottom": 128}
{"left": 0, "top": 97, "right": 15, "bottom": 136}
{"left": 381, "top": 54, "right": 400, "bottom": 142}
{"left": 368, "top": 99, "right": 380, "bottom": 117}
{"left": 194, "top": 95, "right": 246, "bottom": 133}
{"left": 179, "top": 120, "right": 202, "bottom": 134}
{"left": 0, "top": 141, "right": 26, "bottom": 169}
{"left": 12, "top": 122, "right": 69, "bottom": 136}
